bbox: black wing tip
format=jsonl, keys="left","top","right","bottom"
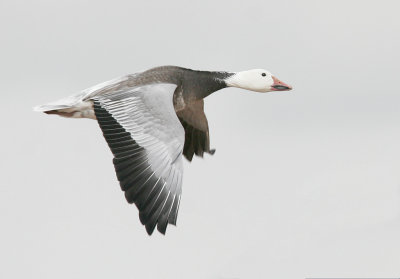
{"left": 183, "top": 148, "right": 215, "bottom": 161}
{"left": 145, "top": 221, "right": 171, "bottom": 235}
{"left": 184, "top": 154, "right": 194, "bottom": 162}
{"left": 145, "top": 223, "right": 157, "bottom": 235}
{"left": 157, "top": 224, "right": 167, "bottom": 235}
{"left": 142, "top": 208, "right": 179, "bottom": 235}
{"left": 140, "top": 207, "right": 171, "bottom": 236}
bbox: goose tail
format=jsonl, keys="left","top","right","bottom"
{"left": 33, "top": 99, "right": 95, "bottom": 119}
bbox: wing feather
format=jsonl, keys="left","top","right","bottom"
{"left": 176, "top": 100, "right": 215, "bottom": 161}
{"left": 92, "top": 83, "right": 184, "bottom": 235}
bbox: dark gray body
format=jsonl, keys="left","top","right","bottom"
{"left": 127, "top": 66, "right": 233, "bottom": 110}
{"left": 128, "top": 66, "right": 234, "bottom": 161}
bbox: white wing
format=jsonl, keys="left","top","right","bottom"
{"left": 92, "top": 83, "right": 184, "bottom": 235}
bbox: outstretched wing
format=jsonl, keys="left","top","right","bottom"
{"left": 91, "top": 83, "right": 184, "bottom": 235}
{"left": 176, "top": 100, "right": 215, "bottom": 161}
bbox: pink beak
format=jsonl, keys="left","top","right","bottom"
{"left": 271, "top": 76, "right": 292, "bottom": 91}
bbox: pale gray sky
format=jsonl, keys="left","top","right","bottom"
{"left": 1, "top": 0, "right": 400, "bottom": 278}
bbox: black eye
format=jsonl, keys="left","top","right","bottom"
{"left": 261, "top": 73, "right": 266, "bottom": 77}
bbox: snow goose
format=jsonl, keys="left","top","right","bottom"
{"left": 34, "top": 66, "right": 292, "bottom": 235}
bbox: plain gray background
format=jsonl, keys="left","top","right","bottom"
{"left": 1, "top": 0, "right": 399, "bottom": 278}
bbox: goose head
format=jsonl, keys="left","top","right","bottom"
{"left": 224, "top": 69, "right": 292, "bottom": 93}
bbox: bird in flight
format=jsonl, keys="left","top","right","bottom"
{"left": 35, "top": 66, "right": 292, "bottom": 235}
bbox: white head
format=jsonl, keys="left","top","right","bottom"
{"left": 224, "top": 69, "right": 292, "bottom": 93}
